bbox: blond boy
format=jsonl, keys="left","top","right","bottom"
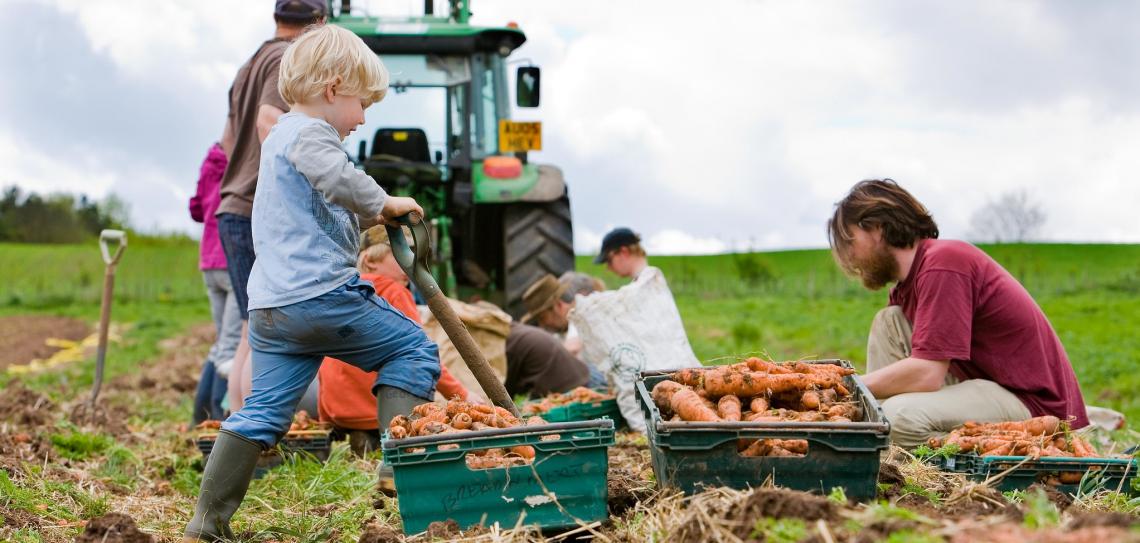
{"left": 184, "top": 26, "right": 438, "bottom": 542}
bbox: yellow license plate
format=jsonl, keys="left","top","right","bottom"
{"left": 498, "top": 120, "right": 542, "bottom": 153}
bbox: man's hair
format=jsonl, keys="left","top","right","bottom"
{"left": 558, "top": 272, "right": 605, "bottom": 303}
{"left": 274, "top": 13, "right": 323, "bottom": 27}
{"left": 828, "top": 179, "right": 939, "bottom": 259}
{"left": 278, "top": 25, "right": 388, "bottom": 107}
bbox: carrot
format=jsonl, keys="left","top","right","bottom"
{"left": 509, "top": 445, "right": 536, "bottom": 460}
{"left": 451, "top": 412, "right": 473, "bottom": 430}
{"left": 826, "top": 404, "right": 860, "bottom": 420}
{"left": 717, "top": 395, "right": 742, "bottom": 421}
{"left": 651, "top": 380, "right": 684, "bottom": 414}
{"left": 701, "top": 370, "right": 841, "bottom": 398}
{"left": 801, "top": 390, "right": 821, "bottom": 409}
{"left": 410, "top": 410, "right": 448, "bottom": 435}
{"left": 749, "top": 396, "right": 770, "bottom": 413}
{"left": 388, "top": 426, "right": 408, "bottom": 439}
{"left": 670, "top": 387, "right": 721, "bottom": 422}
{"left": 744, "top": 358, "right": 794, "bottom": 374}
{"left": 670, "top": 368, "right": 707, "bottom": 388}
{"left": 981, "top": 442, "right": 1014, "bottom": 456}
{"left": 1071, "top": 436, "right": 1096, "bottom": 457}
{"left": 962, "top": 416, "right": 1060, "bottom": 436}
{"left": 413, "top": 403, "right": 445, "bottom": 418}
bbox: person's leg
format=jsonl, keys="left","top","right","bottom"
{"left": 312, "top": 284, "right": 440, "bottom": 428}
{"left": 193, "top": 270, "right": 228, "bottom": 425}
{"left": 192, "top": 359, "right": 219, "bottom": 425}
{"left": 209, "top": 273, "right": 241, "bottom": 417}
{"left": 880, "top": 379, "right": 1032, "bottom": 448}
{"left": 866, "top": 306, "right": 912, "bottom": 373}
{"left": 184, "top": 305, "right": 322, "bottom": 542}
{"left": 217, "top": 214, "right": 256, "bottom": 412}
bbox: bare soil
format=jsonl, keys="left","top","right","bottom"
{"left": 74, "top": 512, "right": 155, "bottom": 543}
{"left": 0, "top": 315, "right": 89, "bottom": 371}
{"left": 0, "top": 379, "right": 56, "bottom": 426}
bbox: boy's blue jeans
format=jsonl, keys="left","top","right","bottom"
{"left": 222, "top": 278, "right": 440, "bottom": 446}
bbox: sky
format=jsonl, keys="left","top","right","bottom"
{"left": 2, "top": 0, "right": 1138, "bottom": 255}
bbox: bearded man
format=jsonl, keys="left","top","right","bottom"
{"left": 827, "top": 179, "right": 1088, "bottom": 446}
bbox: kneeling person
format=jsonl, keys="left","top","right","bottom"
{"left": 827, "top": 179, "right": 1088, "bottom": 447}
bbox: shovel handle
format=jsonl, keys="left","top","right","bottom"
{"left": 386, "top": 214, "right": 521, "bottom": 417}
{"left": 99, "top": 229, "right": 127, "bottom": 267}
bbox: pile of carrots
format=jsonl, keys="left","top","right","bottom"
{"left": 522, "top": 386, "right": 614, "bottom": 415}
{"left": 928, "top": 416, "right": 1098, "bottom": 458}
{"left": 388, "top": 399, "right": 549, "bottom": 469}
{"left": 650, "top": 359, "right": 864, "bottom": 457}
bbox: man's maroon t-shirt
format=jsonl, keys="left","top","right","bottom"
{"left": 889, "top": 239, "right": 1088, "bottom": 427}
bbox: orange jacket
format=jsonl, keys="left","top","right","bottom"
{"left": 317, "top": 273, "right": 467, "bottom": 430}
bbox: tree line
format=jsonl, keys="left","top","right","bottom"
{"left": 0, "top": 186, "right": 130, "bottom": 243}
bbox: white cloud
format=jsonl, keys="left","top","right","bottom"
{"left": 644, "top": 229, "right": 728, "bottom": 256}
{"left": 2, "top": 0, "right": 1138, "bottom": 251}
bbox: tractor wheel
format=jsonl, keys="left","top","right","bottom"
{"left": 502, "top": 196, "right": 575, "bottom": 319}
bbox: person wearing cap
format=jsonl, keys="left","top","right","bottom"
{"left": 594, "top": 227, "right": 652, "bottom": 281}
{"left": 216, "top": 0, "right": 327, "bottom": 415}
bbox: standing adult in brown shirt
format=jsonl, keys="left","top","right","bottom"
{"left": 217, "top": 0, "right": 326, "bottom": 412}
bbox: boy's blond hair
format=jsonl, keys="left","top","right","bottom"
{"left": 279, "top": 25, "right": 389, "bottom": 107}
{"left": 357, "top": 242, "right": 393, "bottom": 272}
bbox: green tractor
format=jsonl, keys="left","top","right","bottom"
{"left": 330, "top": 0, "right": 574, "bottom": 318}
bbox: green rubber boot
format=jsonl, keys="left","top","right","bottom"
{"left": 183, "top": 430, "right": 262, "bottom": 542}
{"left": 376, "top": 385, "right": 428, "bottom": 495}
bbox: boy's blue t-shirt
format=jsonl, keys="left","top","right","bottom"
{"left": 247, "top": 112, "right": 389, "bottom": 310}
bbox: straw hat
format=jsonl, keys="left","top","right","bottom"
{"left": 520, "top": 274, "right": 568, "bottom": 324}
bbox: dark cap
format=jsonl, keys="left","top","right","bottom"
{"left": 593, "top": 227, "right": 640, "bottom": 264}
{"left": 275, "top": 0, "right": 327, "bottom": 20}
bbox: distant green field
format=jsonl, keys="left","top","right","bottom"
{"left": 2, "top": 240, "right": 1138, "bottom": 422}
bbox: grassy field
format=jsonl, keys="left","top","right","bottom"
{"left": 1, "top": 240, "right": 1138, "bottom": 541}
{"left": 3, "top": 240, "right": 1138, "bottom": 420}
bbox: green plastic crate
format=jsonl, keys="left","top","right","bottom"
{"left": 636, "top": 360, "right": 890, "bottom": 501}
{"left": 935, "top": 453, "right": 1140, "bottom": 496}
{"left": 526, "top": 395, "right": 626, "bottom": 429}
{"left": 382, "top": 420, "right": 615, "bottom": 535}
{"left": 197, "top": 430, "right": 332, "bottom": 478}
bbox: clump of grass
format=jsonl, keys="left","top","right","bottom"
{"left": 1021, "top": 489, "right": 1060, "bottom": 529}
{"left": 50, "top": 429, "right": 113, "bottom": 461}
{"left": 96, "top": 444, "right": 143, "bottom": 491}
{"left": 749, "top": 517, "right": 807, "bottom": 543}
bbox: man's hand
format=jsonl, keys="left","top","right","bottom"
{"left": 862, "top": 357, "right": 950, "bottom": 399}
{"left": 377, "top": 196, "right": 425, "bottom": 226}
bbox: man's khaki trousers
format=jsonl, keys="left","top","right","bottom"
{"left": 867, "top": 306, "right": 1031, "bottom": 448}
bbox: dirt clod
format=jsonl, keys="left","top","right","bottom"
{"left": 358, "top": 522, "right": 402, "bottom": 543}
{"left": 0, "top": 380, "right": 56, "bottom": 427}
{"left": 425, "top": 519, "right": 461, "bottom": 539}
{"left": 1067, "top": 511, "right": 1138, "bottom": 530}
{"left": 1028, "top": 483, "right": 1073, "bottom": 511}
{"left": 727, "top": 487, "right": 838, "bottom": 523}
{"left": 74, "top": 512, "right": 154, "bottom": 543}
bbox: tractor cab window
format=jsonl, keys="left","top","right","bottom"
{"left": 471, "top": 53, "right": 507, "bottom": 158}
{"left": 342, "top": 54, "right": 470, "bottom": 168}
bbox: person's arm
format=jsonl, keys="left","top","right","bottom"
{"left": 256, "top": 104, "right": 286, "bottom": 143}
{"left": 189, "top": 147, "right": 214, "bottom": 222}
{"left": 862, "top": 357, "right": 950, "bottom": 399}
{"left": 289, "top": 123, "right": 389, "bottom": 218}
{"left": 437, "top": 366, "right": 469, "bottom": 401}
